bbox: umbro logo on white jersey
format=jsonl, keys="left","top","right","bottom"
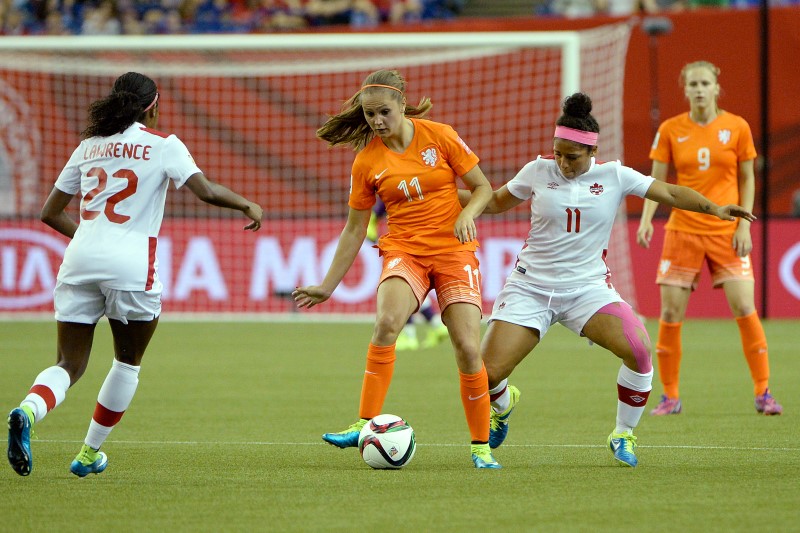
{"left": 547, "top": 181, "right": 559, "bottom": 190}
{"left": 375, "top": 168, "right": 389, "bottom": 180}
{"left": 677, "top": 136, "right": 690, "bottom": 143}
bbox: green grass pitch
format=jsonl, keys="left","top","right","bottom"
{"left": 1, "top": 319, "right": 798, "bottom": 532}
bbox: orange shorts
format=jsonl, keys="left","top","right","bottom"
{"left": 656, "top": 230, "right": 755, "bottom": 290}
{"left": 378, "top": 249, "right": 482, "bottom": 314}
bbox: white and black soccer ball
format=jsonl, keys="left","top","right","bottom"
{"left": 358, "top": 414, "right": 416, "bottom": 469}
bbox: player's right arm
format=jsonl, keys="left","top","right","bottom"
{"left": 41, "top": 187, "right": 78, "bottom": 239}
{"left": 636, "top": 159, "right": 669, "bottom": 249}
{"left": 458, "top": 184, "right": 525, "bottom": 214}
{"left": 293, "top": 207, "right": 372, "bottom": 308}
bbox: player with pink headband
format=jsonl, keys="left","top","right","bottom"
{"left": 458, "top": 92, "right": 756, "bottom": 467}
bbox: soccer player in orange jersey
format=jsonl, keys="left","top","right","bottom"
{"left": 292, "top": 69, "right": 499, "bottom": 468}
{"left": 637, "top": 61, "right": 782, "bottom": 416}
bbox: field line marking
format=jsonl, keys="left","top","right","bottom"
{"left": 32, "top": 439, "right": 800, "bottom": 452}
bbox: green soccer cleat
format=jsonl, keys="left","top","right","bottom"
{"left": 322, "top": 419, "right": 368, "bottom": 448}
{"left": 607, "top": 431, "right": 638, "bottom": 467}
{"left": 395, "top": 329, "right": 420, "bottom": 351}
{"left": 471, "top": 443, "right": 502, "bottom": 469}
{"left": 489, "top": 385, "right": 520, "bottom": 449}
{"left": 421, "top": 324, "right": 449, "bottom": 349}
{"left": 70, "top": 444, "right": 108, "bottom": 477}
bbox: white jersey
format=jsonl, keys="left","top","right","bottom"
{"left": 54, "top": 122, "right": 201, "bottom": 291}
{"left": 506, "top": 156, "right": 654, "bottom": 290}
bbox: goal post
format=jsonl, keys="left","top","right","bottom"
{"left": 0, "top": 24, "right": 636, "bottom": 315}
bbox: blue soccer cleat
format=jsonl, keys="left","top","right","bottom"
{"left": 607, "top": 431, "right": 638, "bottom": 467}
{"left": 7, "top": 407, "right": 33, "bottom": 476}
{"left": 489, "top": 385, "right": 520, "bottom": 449}
{"left": 70, "top": 445, "right": 108, "bottom": 477}
{"left": 322, "top": 419, "right": 368, "bottom": 449}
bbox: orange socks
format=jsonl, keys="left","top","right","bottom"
{"left": 736, "top": 311, "right": 770, "bottom": 395}
{"left": 358, "top": 343, "right": 396, "bottom": 420}
{"left": 656, "top": 320, "right": 683, "bottom": 399}
{"left": 459, "top": 366, "right": 490, "bottom": 444}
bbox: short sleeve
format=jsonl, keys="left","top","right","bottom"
{"left": 348, "top": 156, "right": 376, "bottom": 211}
{"left": 53, "top": 144, "right": 85, "bottom": 195}
{"left": 736, "top": 118, "right": 757, "bottom": 162}
{"left": 619, "top": 165, "right": 656, "bottom": 198}
{"left": 162, "top": 135, "right": 203, "bottom": 189}
{"left": 438, "top": 124, "right": 479, "bottom": 177}
{"left": 649, "top": 122, "right": 672, "bottom": 163}
{"left": 506, "top": 159, "right": 538, "bottom": 200}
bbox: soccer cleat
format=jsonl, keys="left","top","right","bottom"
{"left": 607, "top": 431, "right": 638, "bottom": 467}
{"left": 421, "top": 323, "right": 449, "bottom": 349}
{"left": 7, "top": 407, "right": 33, "bottom": 476}
{"left": 395, "top": 330, "right": 420, "bottom": 351}
{"left": 471, "top": 443, "right": 502, "bottom": 469}
{"left": 489, "top": 385, "right": 520, "bottom": 449}
{"left": 366, "top": 212, "right": 379, "bottom": 243}
{"left": 649, "top": 395, "right": 682, "bottom": 416}
{"left": 70, "top": 444, "right": 108, "bottom": 477}
{"left": 755, "top": 389, "right": 783, "bottom": 415}
{"left": 322, "top": 419, "right": 368, "bottom": 448}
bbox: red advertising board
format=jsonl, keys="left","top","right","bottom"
{"left": 1, "top": 219, "right": 798, "bottom": 318}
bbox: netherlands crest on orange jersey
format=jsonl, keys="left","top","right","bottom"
{"left": 420, "top": 147, "right": 438, "bottom": 167}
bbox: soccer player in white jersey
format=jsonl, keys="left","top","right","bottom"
{"left": 6, "top": 72, "right": 263, "bottom": 478}
{"left": 459, "top": 93, "right": 756, "bottom": 467}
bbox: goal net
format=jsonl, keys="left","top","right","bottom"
{"left": 0, "top": 24, "right": 635, "bottom": 316}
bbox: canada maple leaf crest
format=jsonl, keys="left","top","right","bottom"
{"left": 589, "top": 182, "right": 604, "bottom": 195}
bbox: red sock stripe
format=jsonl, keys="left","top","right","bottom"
{"left": 29, "top": 384, "right": 57, "bottom": 412}
{"left": 617, "top": 384, "right": 651, "bottom": 407}
{"left": 93, "top": 402, "right": 125, "bottom": 427}
{"left": 489, "top": 385, "right": 507, "bottom": 402}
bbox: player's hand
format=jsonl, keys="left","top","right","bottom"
{"left": 732, "top": 225, "right": 753, "bottom": 257}
{"left": 636, "top": 221, "right": 653, "bottom": 249}
{"left": 717, "top": 204, "right": 756, "bottom": 223}
{"left": 243, "top": 202, "right": 263, "bottom": 231}
{"left": 292, "top": 285, "right": 332, "bottom": 308}
{"left": 454, "top": 212, "right": 477, "bottom": 243}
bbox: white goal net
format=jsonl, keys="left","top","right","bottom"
{"left": 0, "top": 24, "right": 635, "bottom": 315}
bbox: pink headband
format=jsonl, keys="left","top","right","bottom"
{"left": 554, "top": 125, "right": 598, "bottom": 146}
{"left": 361, "top": 84, "right": 403, "bottom": 94}
{"left": 144, "top": 92, "right": 159, "bottom": 112}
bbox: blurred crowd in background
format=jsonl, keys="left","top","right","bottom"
{"left": 1, "top": 0, "right": 798, "bottom": 36}
{"left": 0, "top": 0, "right": 464, "bottom": 35}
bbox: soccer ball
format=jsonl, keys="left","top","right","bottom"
{"left": 358, "top": 414, "right": 416, "bottom": 469}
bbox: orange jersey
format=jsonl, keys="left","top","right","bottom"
{"left": 349, "top": 118, "right": 480, "bottom": 255}
{"left": 649, "top": 111, "right": 757, "bottom": 235}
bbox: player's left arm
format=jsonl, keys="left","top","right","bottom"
{"left": 644, "top": 180, "right": 756, "bottom": 222}
{"left": 454, "top": 164, "right": 492, "bottom": 243}
{"left": 41, "top": 187, "right": 78, "bottom": 239}
{"left": 732, "top": 159, "right": 755, "bottom": 257}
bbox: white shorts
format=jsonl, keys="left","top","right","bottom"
{"left": 54, "top": 281, "right": 162, "bottom": 325}
{"left": 488, "top": 278, "right": 624, "bottom": 338}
